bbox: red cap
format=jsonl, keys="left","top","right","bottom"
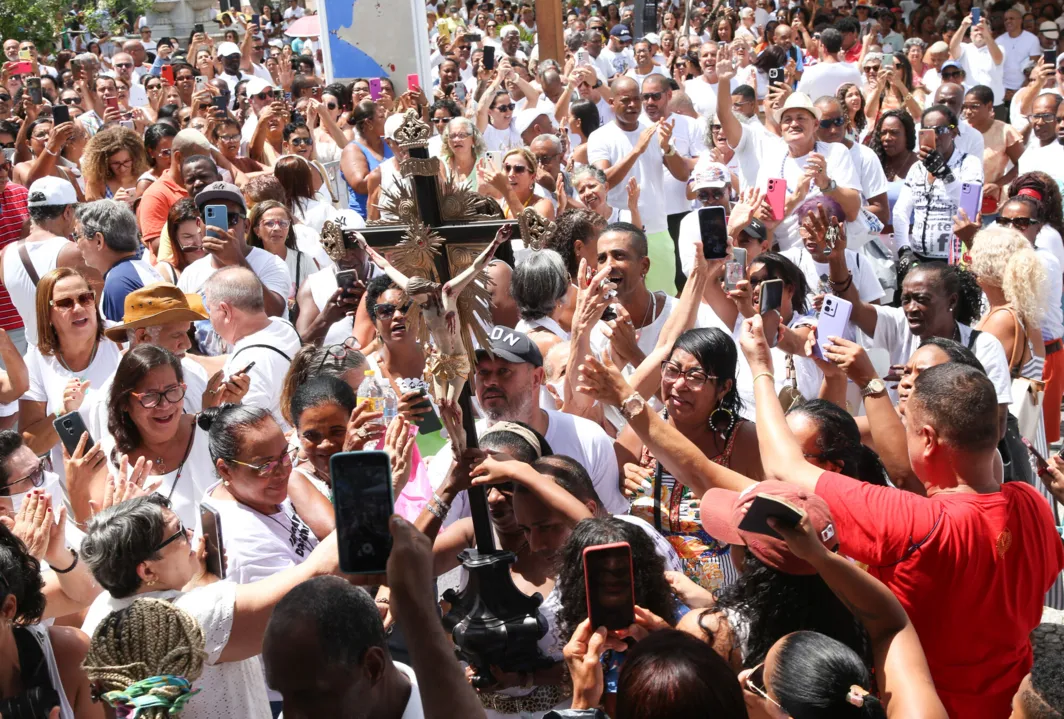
{"left": 700, "top": 480, "right": 839, "bottom": 576}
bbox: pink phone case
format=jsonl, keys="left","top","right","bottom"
{"left": 369, "top": 78, "right": 382, "bottom": 101}
{"left": 767, "top": 178, "right": 786, "bottom": 222}
{"left": 407, "top": 73, "right": 420, "bottom": 93}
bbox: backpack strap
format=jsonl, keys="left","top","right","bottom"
{"left": 18, "top": 241, "right": 40, "bottom": 286}
{"left": 232, "top": 344, "right": 292, "bottom": 362}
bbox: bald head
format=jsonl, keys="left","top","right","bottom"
{"left": 204, "top": 266, "right": 266, "bottom": 314}
{"left": 611, "top": 75, "right": 638, "bottom": 95}
{"left": 934, "top": 83, "right": 965, "bottom": 115}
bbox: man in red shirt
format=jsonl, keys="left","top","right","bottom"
{"left": 838, "top": 17, "right": 863, "bottom": 64}
{"left": 740, "top": 315, "right": 1064, "bottom": 719}
{"left": 0, "top": 151, "right": 28, "bottom": 352}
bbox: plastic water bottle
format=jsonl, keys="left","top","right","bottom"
{"left": 382, "top": 385, "right": 399, "bottom": 427}
{"left": 357, "top": 370, "right": 385, "bottom": 427}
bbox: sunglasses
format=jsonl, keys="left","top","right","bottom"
{"left": 819, "top": 116, "right": 846, "bottom": 129}
{"left": 130, "top": 383, "right": 187, "bottom": 409}
{"left": 326, "top": 102, "right": 338, "bottom": 110}
{"left": 492, "top": 102, "right": 516, "bottom": 112}
{"left": 504, "top": 163, "right": 529, "bottom": 174}
{"left": 926, "top": 124, "right": 955, "bottom": 135}
{"left": 374, "top": 300, "right": 413, "bottom": 317}
{"left": 996, "top": 216, "right": 1040, "bottom": 230}
{"left": 50, "top": 291, "right": 96, "bottom": 311}
{"left": 115, "top": 62, "right": 133, "bottom": 69}
{"left": 864, "top": 65, "right": 881, "bottom": 72}
{"left": 255, "top": 90, "right": 276, "bottom": 100}
{"left": 152, "top": 521, "right": 189, "bottom": 552}
{"left": 228, "top": 446, "right": 299, "bottom": 476}
{"left": 1, "top": 458, "right": 46, "bottom": 495}
{"left": 431, "top": 116, "right": 452, "bottom": 124}
{"left": 697, "top": 188, "right": 727, "bottom": 201}
{"left": 642, "top": 91, "right": 664, "bottom": 101}
{"left": 289, "top": 136, "right": 313, "bottom": 146}
{"left": 0, "top": 94, "right": 9, "bottom": 102}
{"left": 941, "top": 70, "right": 963, "bottom": 78}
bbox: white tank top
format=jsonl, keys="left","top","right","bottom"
{"left": 2, "top": 237, "right": 69, "bottom": 346}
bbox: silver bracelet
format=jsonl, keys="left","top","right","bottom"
{"left": 426, "top": 499, "right": 448, "bottom": 521}
{"left": 432, "top": 491, "right": 452, "bottom": 513}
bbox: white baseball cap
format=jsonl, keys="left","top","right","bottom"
{"left": 217, "top": 41, "right": 241, "bottom": 57}
{"left": 514, "top": 107, "right": 549, "bottom": 136}
{"left": 27, "top": 177, "right": 78, "bottom": 207}
{"left": 383, "top": 113, "right": 406, "bottom": 141}
{"left": 645, "top": 32, "right": 661, "bottom": 44}
{"left": 690, "top": 163, "right": 731, "bottom": 191}
{"left": 245, "top": 76, "right": 273, "bottom": 97}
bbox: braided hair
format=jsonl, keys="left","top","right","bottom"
{"left": 83, "top": 598, "right": 207, "bottom": 719}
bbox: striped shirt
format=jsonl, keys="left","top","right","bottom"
{"left": 0, "top": 184, "right": 29, "bottom": 331}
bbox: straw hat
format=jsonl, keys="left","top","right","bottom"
{"left": 103, "top": 283, "right": 208, "bottom": 342}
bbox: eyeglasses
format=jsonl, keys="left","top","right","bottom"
{"left": 504, "top": 163, "right": 529, "bottom": 174}
{"left": 317, "top": 337, "right": 361, "bottom": 372}
{"left": 130, "top": 383, "right": 187, "bottom": 409}
{"left": 819, "top": 116, "right": 846, "bottom": 129}
{"left": 431, "top": 116, "right": 452, "bottom": 125}
{"left": 697, "top": 189, "right": 727, "bottom": 201}
{"left": 642, "top": 91, "right": 664, "bottom": 101}
{"left": 152, "top": 521, "right": 190, "bottom": 552}
{"left": 661, "top": 361, "right": 717, "bottom": 389}
{"left": 449, "top": 131, "right": 472, "bottom": 141}
{"left": 110, "top": 157, "right": 134, "bottom": 170}
{"left": 50, "top": 291, "right": 96, "bottom": 311}
{"left": 228, "top": 446, "right": 299, "bottom": 476}
{"left": 374, "top": 299, "right": 413, "bottom": 317}
{"left": 1028, "top": 112, "right": 1057, "bottom": 122}
{"left": 745, "top": 664, "right": 781, "bottom": 709}
{"left": 289, "top": 136, "right": 312, "bottom": 146}
{"left": 2, "top": 458, "right": 46, "bottom": 494}
{"left": 492, "top": 102, "right": 516, "bottom": 112}
{"left": 61, "top": 96, "right": 82, "bottom": 105}
{"left": 261, "top": 218, "right": 292, "bottom": 230}
{"left": 996, "top": 216, "right": 1040, "bottom": 230}
{"left": 218, "top": 133, "right": 240, "bottom": 142}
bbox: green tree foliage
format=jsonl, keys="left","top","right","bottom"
{"left": 0, "top": 0, "right": 67, "bottom": 53}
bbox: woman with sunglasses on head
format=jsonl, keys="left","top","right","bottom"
{"left": 21, "top": 268, "right": 121, "bottom": 481}
{"left": 81, "top": 125, "right": 147, "bottom": 204}
{"left": 340, "top": 100, "right": 393, "bottom": 219}
{"left": 427, "top": 98, "right": 462, "bottom": 157}
{"left": 893, "top": 105, "right": 983, "bottom": 263}
{"left": 136, "top": 123, "right": 178, "bottom": 199}
{"left": 247, "top": 199, "right": 314, "bottom": 322}
{"left": 98, "top": 345, "right": 216, "bottom": 529}
{"left": 476, "top": 87, "right": 523, "bottom": 153}
{"left": 440, "top": 116, "right": 489, "bottom": 191}
{"left": 80, "top": 491, "right": 343, "bottom": 719}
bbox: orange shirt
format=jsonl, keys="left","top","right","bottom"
{"left": 136, "top": 174, "right": 187, "bottom": 244}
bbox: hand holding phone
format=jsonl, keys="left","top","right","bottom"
{"left": 52, "top": 105, "right": 71, "bottom": 126}
{"left": 369, "top": 77, "right": 382, "bottom": 101}
{"left": 919, "top": 128, "right": 936, "bottom": 152}
{"left": 200, "top": 502, "right": 227, "bottom": 578}
{"left": 759, "top": 278, "right": 784, "bottom": 349}
{"left": 737, "top": 494, "right": 805, "bottom": 540}
{"left": 812, "top": 295, "right": 853, "bottom": 361}
{"left": 698, "top": 206, "right": 729, "bottom": 260}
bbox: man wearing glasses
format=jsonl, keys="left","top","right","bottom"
{"left": 1018, "top": 93, "right": 1064, "bottom": 180}
{"left": 240, "top": 76, "right": 280, "bottom": 146}
{"left": 204, "top": 265, "right": 301, "bottom": 430}
{"left": 110, "top": 52, "right": 149, "bottom": 108}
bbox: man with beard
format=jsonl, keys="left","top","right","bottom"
{"left": 587, "top": 76, "right": 689, "bottom": 293}
{"left": 1019, "top": 93, "right": 1064, "bottom": 180}
{"left": 641, "top": 74, "right": 704, "bottom": 292}
{"left": 427, "top": 326, "right": 625, "bottom": 526}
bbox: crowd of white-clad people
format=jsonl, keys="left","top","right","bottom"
{"left": 4, "top": 0, "right": 1064, "bottom": 717}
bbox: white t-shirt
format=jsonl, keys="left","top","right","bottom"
{"left": 781, "top": 246, "right": 885, "bottom": 303}
{"left": 223, "top": 317, "right": 301, "bottom": 431}
{"left": 683, "top": 76, "right": 719, "bottom": 120}
{"left": 625, "top": 66, "right": 669, "bottom": 85}
{"left": 849, "top": 141, "right": 890, "bottom": 202}
{"left": 24, "top": 340, "right": 122, "bottom": 482}
{"left": 430, "top": 408, "right": 625, "bottom": 519}
{"left": 753, "top": 138, "right": 862, "bottom": 251}
{"left": 482, "top": 121, "right": 523, "bottom": 152}
{"left": 81, "top": 582, "right": 273, "bottom": 719}
{"left": 1036, "top": 245, "right": 1063, "bottom": 342}
{"left": 995, "top": 30, "right": 1041, "bottom": 90}
{"left": 868, "top": 304, "right": 1013, "bottom": 404}
{"left": 647, "top": 112, "right": 707, "bottom": 216}
{"left": 956, "top": 43, "right": 1006, "bottom": 104}
{"left": 1018, "top": 139, "right": 1064, "bottom": 181}
{"left": 292, "top": 224, "right": 335, "bottom": 272}
{"left": 599, "top": 46, "right": 635, "bottom": 77}
{"left": 734, "top": 312, "right": 822, "bottom": 419}
{"left": 178, "top": 248, "right": 293, "bottom": 303}
{"left": 796, "top": 61, "right": 862, "bottom": 104}
{"left": 99, "top": 425, "right": 216, "bottom": 529}
{"left": 198, "top": 486, "right": 318, "bottom": 585}
{"left": 587, "top": 118, "right": 669, "bottom": 234}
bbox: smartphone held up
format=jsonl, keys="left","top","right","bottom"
{"left": 331, "top": 450, "right": 394, "bottom": 574}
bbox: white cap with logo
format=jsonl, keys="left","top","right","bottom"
{"left": 27, "top": 176, "right": 78, "bottom": 207}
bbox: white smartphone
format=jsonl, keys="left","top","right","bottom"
{"left": 813, "top": 295, "right": 853, "bottom": 360}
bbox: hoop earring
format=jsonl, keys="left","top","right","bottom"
{"left": 710, "top": 403, "right": 735, "bottom": 437}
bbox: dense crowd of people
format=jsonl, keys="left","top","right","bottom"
{"left": 2, "top": 0, "right": 1064, "bottom": 717}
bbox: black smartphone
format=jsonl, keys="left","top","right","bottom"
{"left": 235, "top": 361, "right": 256, "bottom": 375}
{"left": 199, "top": 501, "right": 226, "bottom": 578}
{"left": 212, "top": 95, "right": 228, "bottom": 112}
{"left": 768, "top": 66, "right": 785, "bottom": 85}
{"left": 251, "top": 13, "right": 261, "bottom": 26}
{"left": 759, "top": 278, "right": 784, "bottom": 348}
{"left": 415, "top": 391, "right": 444, "bottom": 435}
{"left": 53, "top": 411, "right": 93, "bottom": 456}
{"left": 463, "top": 32, "right": 479, "bottom": 43}
{"left": 737, "top": 494, "right": 804, "bottom": 540}
{"left": 335, "top": 269, "right": 360, "bottom": 291}
{"left": 194, "top": 23, "right": 205, "bottom": 33}
{"left": 25, "top": 77, "right": 42, "bottom": 105}
{"left": 1045, "top": 48, "right": 1058, "bottom": 67}
{"left": 582, "top": 542, "right": 635, "bottom": 631}
{"left": 330, "top": 450, "right": 394, "bottom": 574}
{"left": 52, "top": 105, "right": 70, "bottom": 126}
{"left": 697, "top": 206, "right": 729, "bottom": 260}
{"left": 483, "top": 45, "right": 496, "bottom": 71}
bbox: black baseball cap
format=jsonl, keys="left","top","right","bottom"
{"left": 476, "top": 326, "right": 543, "bottom": 367}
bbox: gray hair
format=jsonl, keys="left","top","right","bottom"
{"left": 81, "top": 495, "right": 172, "bottom": 598}
{"left": 440, "top": 117, "right": 486, "bottom": 164}
{"left": 511, "top": 249, "right": 570, "bottom": 320}
{"left": 203, "top": 266, "right": 265, "bottom": 314}
{"left": 566, "top": 32, "right": 586, "bottom": 52}
{"left": 531, "top": 134, "right": 563, "bottom": 154}
{"left": 571, "top": 165, "right": 607, "bottom": 187}
{"left": 76, "top": 200, "right": 140, "bottom": 253}
{"left": 903, "top": 37, "right": 927, "bottom": 52}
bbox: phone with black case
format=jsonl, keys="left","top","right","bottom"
{"left": 199, "top": 501, "right": 227, "bottom": 578}
{"left": 483, "top": 45, "right": 496, "bottom": 71}
{"left": 53, "top": 411, "right": 93, "bottom": 456}
{"left": 698, "top": 206, "right": 729, "bottom": 259}
{"left": 737, "top": 494, "right": 804, "bottom": 540}
{"left": 330, "top": 451, "right": 394, "bottom": 574}
{"left": 759, "top": 278, "right": 784, "bottom": 348}
{"left": 25, "top": 77, "right": 42, "bottom": 105}
{"left": 583, "top": 542, "right": 635, "bottom": 631}
{"left": 52, "top": 105, "right": 70, "bottom": 126}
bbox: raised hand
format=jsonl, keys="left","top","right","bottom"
{"left": 575, "top": 352, "right": 633, "bottom": 408}
{"left": 384, "top": 415, "right": 415, "bottom": 496}
{"left": 342, "top": 402, "right": 385, "bottom": 451}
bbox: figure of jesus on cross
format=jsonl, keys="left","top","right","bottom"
{"left": 356, "top": 225, "right": 513, "bottom": 449}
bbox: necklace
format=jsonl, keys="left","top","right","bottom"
{"left": 56, "top": 339, "right": 99, "bottom": 375}
{"left": 635, "top": 290, "right": 658, "bottom": 330}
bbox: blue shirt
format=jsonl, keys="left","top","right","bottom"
{"left": 101, "top": 257, "right": 163, "bottom": 322}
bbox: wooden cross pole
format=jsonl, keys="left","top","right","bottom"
{"left": 341, "top": 113, "right": 520, "bottom": 555}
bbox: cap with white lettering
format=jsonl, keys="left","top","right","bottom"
{"left": 476, "top": 326, "right": 543, "bottom": 367}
